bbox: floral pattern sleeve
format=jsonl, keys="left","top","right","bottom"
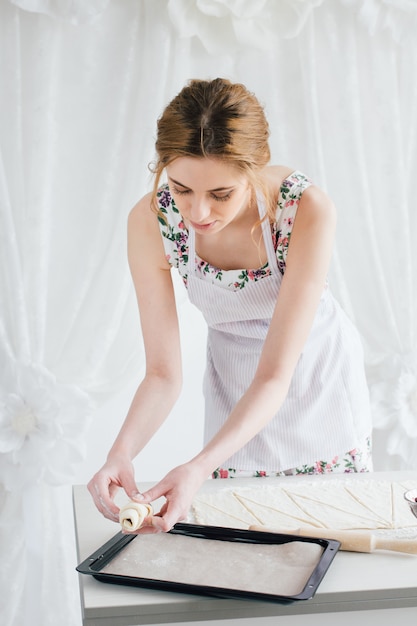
{"left": 272, "top": 171, "right": 312, "bottom": 275}
{"left": 156, "top": 184, "right": 190, "bottom": 283}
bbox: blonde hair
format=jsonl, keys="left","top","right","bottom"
{"left": 150, "top": 78, "right": 274, "bottom": 220}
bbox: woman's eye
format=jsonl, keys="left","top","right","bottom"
{"left": 212, "top": 192, "right": 232, "bottom": 202}
{"left": 172, "top": 187, "right": 190, "bottom": 196}
{"left": 171, "top": 186, "right": 232, "bottom": 201}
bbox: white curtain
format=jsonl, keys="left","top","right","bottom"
{"left": 0, "top": 1, "right": 416, "bottom": 624}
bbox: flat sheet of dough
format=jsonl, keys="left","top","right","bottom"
{"left": 191, "top": 479, "right": 417, "bottom": 531}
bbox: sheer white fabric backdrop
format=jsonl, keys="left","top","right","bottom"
{"left": 0, "top": 0, "right": 416, "bottom": 625}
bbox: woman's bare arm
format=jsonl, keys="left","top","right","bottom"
{"left": 88, "top": 193, "right": 183, "bottom": 520}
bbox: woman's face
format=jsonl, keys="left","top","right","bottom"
{"left": 166, "top": 157, "right": 252, "bottom": 235}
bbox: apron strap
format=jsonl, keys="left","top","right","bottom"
{"left": 256, "top": 191, "right": 279, "bottom": 272}
{"left": 187, "top": 226, "right": 196, "bottom": 276}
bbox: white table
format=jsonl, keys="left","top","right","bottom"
{"left": 73, "top": 471, "right": 417, "bottom": 626}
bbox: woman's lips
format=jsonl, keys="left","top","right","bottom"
{"left": 190, "top": 220, "right": 217, "bottom": 231}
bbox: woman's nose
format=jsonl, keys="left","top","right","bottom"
{"left": 189, "top": 198, "right": 211, "bottom": 223}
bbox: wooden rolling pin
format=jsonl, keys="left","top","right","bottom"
{"left": 249, "top": 525, "right": 417, "bottom": 554}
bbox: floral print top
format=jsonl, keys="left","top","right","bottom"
{"left": 157, "top": 170, "right": 312, "bottom": 290}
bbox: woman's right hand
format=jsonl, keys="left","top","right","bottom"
{"left": 87, "top": 455, "right": 142, "bottom": 523}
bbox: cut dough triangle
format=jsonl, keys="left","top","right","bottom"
{"left": 344, "top": 481, "right": 392, "bottom": 527}
{"left": 234, "top": 496, "right": 313, "bottom": 530}
{"left": 284, "top": 482, "right": 386, "bottom": 525}
{"left": 234, "top": 486, "right": 318, "bottom": 520}
{"left": 192, "top": 492, "right": 257, "bottom": 528}
{"left": 233, "top": 489, "right": 321, "bottom": 529}
{"left": 282, "top": 491, "right": 385, "bottom": 529}
{"left": 393, "top": 481, "right": 417, "bottom": 528}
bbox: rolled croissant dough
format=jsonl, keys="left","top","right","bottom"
{"left": 119, "top": 501, "right": 153, "bottom": 531}
{"left": 191, "top": 479, "right": 417, "bottom": 531}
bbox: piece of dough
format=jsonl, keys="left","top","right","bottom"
{"left": 119, "top": 501, "right": 153, "bottom": 531}
{"left": 191, "top": 480, "right": 417, "bottom": 531}
{"left": 193, "top": 490, "right": 260, "bottom": 528}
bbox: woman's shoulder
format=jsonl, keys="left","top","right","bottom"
{"left": 129, "top": 185, "right": 182, "bottom": 229}
{"left": 264, "top": 166, "right": 335, "bottom": 227}
{"left": 263, "top": 165, "right": 312, "bottom": 194}
{"left": 153, "top": 183, "right": 185, "bottom": 230}
{"left": 128, "top": 191, "right": 153, "bottom": 227}
{"left": 263, "top": 166, "right": 334, "bottom": 227}
{"left": 129, "top": 186, "right": 186, "bottom": 271}
{"left": 261, "top": 166, "right": 314, "bottom": 219}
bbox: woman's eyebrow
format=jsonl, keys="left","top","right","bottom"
{"left": 209, "top": 186, "right": 235, "bottom": 192}
{"left": 168, "top": 176, "right": 234, "bottom": 192}
{"left": 168, "top": 176, "right": 190, "bottom": 189}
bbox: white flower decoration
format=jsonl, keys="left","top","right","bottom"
{"left": 0, "top": 361, "right": 94, "bottom": 490}
{"left": 8, "top": 0, "right": 110, "bottom": 25}
{"left": 368, "top": 351, "right": 417, "bottom": 465}
{"left": 341, "top": 0, "right": 417, "bottom": 46}
{"left": 167, "top": 0, "right": 323, "bottom": 54}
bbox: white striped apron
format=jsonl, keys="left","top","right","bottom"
{"left": 186, "top": 200, "right": 372, "bottom": 472}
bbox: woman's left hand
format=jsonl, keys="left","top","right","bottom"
{"left": 133, "top": 462, "right": 208, "bottom": 533}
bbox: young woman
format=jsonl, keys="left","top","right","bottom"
{"left": 88, "top": 78, "right": 373, "bottom": 532}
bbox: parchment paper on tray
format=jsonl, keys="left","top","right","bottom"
{"left": 100, "top": 531, "right": 324, "bottom": 598}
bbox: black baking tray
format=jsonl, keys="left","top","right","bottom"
{"left": 76, "top": 522, "right": 340, "bottom": 603}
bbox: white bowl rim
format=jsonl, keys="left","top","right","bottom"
{"left": 404, "top": 488, "right": 417, "bottom": 504}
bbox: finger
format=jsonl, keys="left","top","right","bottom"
{"left": 139, "top": 483, "right": 166, "bottom": 503}
{"left": 134, "top": 515, "right": 172, "bottom": 534}
{"left": 98, "top": 496, "right": 120, "bottom": 522}
{"left": 119, "top": 471, "right": 142, "bottom": 501}
{"left": 88, "top": 477, "right": 119, "bottom": 522}
{"left": 134, "top": 524, "right": 161, "bottom": 535}
{"left": 151, "top": 515, "right": 174, "bottom": 532}
{"left": 155, "top": 501, "right": 189, "bottom": 531}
